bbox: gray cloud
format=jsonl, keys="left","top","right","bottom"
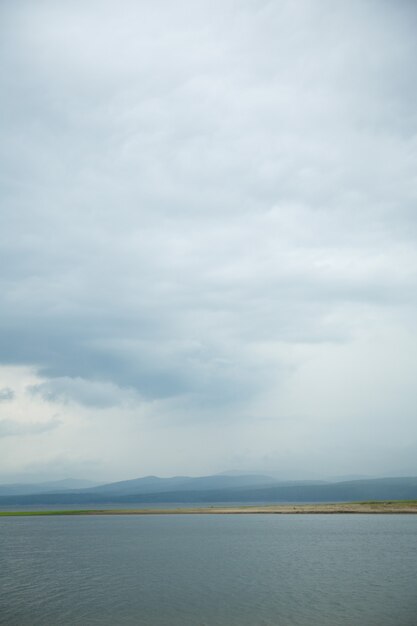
{"left": 0, "top": 388, "right": 14, "bottom": 402}
{"left": 28, "top": 377, "right": 138, "bottom": 409}
{"left": 0, "top": 0, "right": 416, "bottom": 477}
{"left": 0, "top": 418, "right": 61, "bottom": 438}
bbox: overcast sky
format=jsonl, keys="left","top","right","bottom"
{"left": 1, "top": 0, "right": 416, "bottom": 482}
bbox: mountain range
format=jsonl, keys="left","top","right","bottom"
{"left": 0, "top": 473, "right": 416, "bottom": 505}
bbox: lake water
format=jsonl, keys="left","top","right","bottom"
{"left": 1, "top": 514, "right": 416, "bottom": 625}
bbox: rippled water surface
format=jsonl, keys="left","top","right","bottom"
{"left": 1, "top": 514, "right": 416, "bottom": 625}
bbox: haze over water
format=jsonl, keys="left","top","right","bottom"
{"left": 1, "top": 514, "right": 416, "bottom": 625}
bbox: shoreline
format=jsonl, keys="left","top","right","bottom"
{"left": 1, "top": 501, "right": 417, "bottom": 516}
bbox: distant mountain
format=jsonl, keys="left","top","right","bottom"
{"left": 326, "top": 474, "right": 373, "bottom": 482}
{"left": 80, "top": 473, "right": 279, "bottom": 496}
{"left": 0, "top": 475, "right": 416, "bottom": 505}
{"left": 0, "top": 478, "right": 101, "bottom": 497}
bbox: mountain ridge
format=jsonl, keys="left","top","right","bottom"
{"left": 0, "top": 475, "right": 416, "bottom": 505}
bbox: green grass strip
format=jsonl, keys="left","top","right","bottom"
{"left": 0, "top": 510, "right": 94, "bottom": 516}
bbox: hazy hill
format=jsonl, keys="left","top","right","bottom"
{"left": 78, "top": 473, "right": 280, "bottom": 496}
{"left": 0, "top": 475, "right": 416, "bottom": 505}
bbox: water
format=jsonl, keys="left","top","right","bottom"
{"left": 1, "top": 514, "right": 416, "bottom": 625}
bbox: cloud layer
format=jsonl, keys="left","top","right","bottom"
{"left": 1, "top": 0, "right": 416, "bottom": 480}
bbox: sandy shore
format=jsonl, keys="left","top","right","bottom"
{"left": 87, "top": 502, "right": 417, "bottom": 515}
{"left": 1, "top": 501, "right": 417, "bottom": 516}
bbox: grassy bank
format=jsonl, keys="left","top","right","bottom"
{"left": 0, "top": 510, "right": 94, "bottom": 516}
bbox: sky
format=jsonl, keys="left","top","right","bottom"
{"left": 1, "top": 0, "right": 416, "bottom": 483}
